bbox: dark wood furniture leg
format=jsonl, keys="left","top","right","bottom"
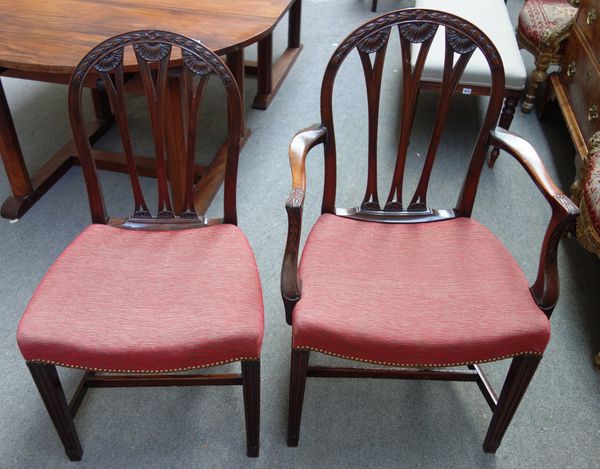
{"left": 27, "top": 363, "right": 83, "bottom": 461}
{"left": 0, "top": 77, "right": 35, "bottom": 219}
{"left": 372, "top": 0, "right": 378, "bottom": 12}
{"left": 250, "top": 0, "right": 303, "bottom": 110}
{"left": 489, "top": 92, "right": 520, "bottom": 167}
{"left": 164, "top": 71, "right": 188, "bottom": 214}
{"left": 241, "top": 360, "right": 260, "bottom": 457}
{"left": 0, "top": 77, "right": 116, "bottom": 220}
{"left": 91, "top": 88, "right": 112, "bottom": 120}
{"left": 287, "top": 349, "right": 310, "bottom": 447}
{"left": 193, "top": 49, "right": 249, "bottom": 215}
{"left": 483, "top": 355, "right": 541, "bottom": 453}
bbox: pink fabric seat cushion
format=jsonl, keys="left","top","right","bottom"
{"left": 518, "top": 0, "right": 577, "bottom": 46}
{"left": 17, "top": 224, "right": 264, "bottom": 372}
{"left": 293, "top": 214, "right": 550, "bottom": 367}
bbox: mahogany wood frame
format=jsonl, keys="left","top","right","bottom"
{"left": 0, "top": 0, "right": 302, "bottom": 220}
{"left": 281, "top": 9, "right": 579, "bottom": 453}
{"left": 25, "top": 31, "right": 261, "bottom": 460}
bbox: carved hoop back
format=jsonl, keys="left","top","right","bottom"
{"left": 68, "top": 30, "right": 243, "bottom": 226}
{"left": 320, "top": 9, "right": 505, "bottom": 218}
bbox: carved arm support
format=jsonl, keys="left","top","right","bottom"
{"left": 281, "top": 124, "right": 327, "bottom": 325}
{"left": 488, "top": 128, "right": 579, "bottom": 317}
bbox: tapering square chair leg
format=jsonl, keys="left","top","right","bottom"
{"left": 241, "top": 360, "right": 260, "bottom": 457}
{"left": 287, "top": 349, "right": 310, "bottom": 447}
{"left": 27, "top": 363, "right": 83, "bottom": 461}
{"left": 483, "top": 355, "right": 541, "bottom": 453}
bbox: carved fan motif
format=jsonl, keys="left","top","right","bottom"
{"left": 357, "top": 28, "right": 390, "bottom": 54}
{"left": 182, "top": 49, "right": 212, "bottom": 76}
{"left": 398, "top": 22, "right": 438, "bottom": 43}
{"left": 133, "top": 42, "right": 172, "bottom": 62}
{"left": 446, "top": 29, "right": 477, "bottom": 55}
{"left": 94, "top": 49, "right": 123, "bottom": 73}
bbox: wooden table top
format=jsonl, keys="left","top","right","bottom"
{"left": 0, "top": 0, "right": 295, "bottom": 74}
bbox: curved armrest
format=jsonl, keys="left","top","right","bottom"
{"left": 489, "top": 128, "right": 579, "bottom": 316}
{"left": 281, "top": 124, "right": 327, "bottom": 324}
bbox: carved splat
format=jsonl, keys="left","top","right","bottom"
{"left": 68, "top": 30, "right": 243, "bottom": 225}
{"left": 319, "top": 9, "right": 505, "bottom": 217}
{"left": 357, "top": 28, "right": 390, "bottom": 210}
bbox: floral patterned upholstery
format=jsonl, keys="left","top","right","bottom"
{"left": 577, "top": 133, "right": 600, "bottom": 257}
{"left": 518, "top": 0, "right": 578, "bottom": 47}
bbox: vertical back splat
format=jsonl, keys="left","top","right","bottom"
{"left": 320, "top": 9, "right": 505, "bottom": 219}
{"left": 407, "top": 28, "right": 476, "bottom": 211}
{"left": 385, "top": 23, "right": 438, "bottom": 211}
{"left": 134, "top": 43, "right": 174, "bottom": 218}
{"left": 68, "top": 30, "right": 244, "bottom": 225}
{"left": 96, "top": 53, "right": 150, "bottom": 218}
{"left": 357, "top": 28, "right": 390, "bottom": 210}
{"left": 181, "top": 63, "right": 211, "bottom": 218}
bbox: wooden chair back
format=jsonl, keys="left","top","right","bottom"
{"left": 68, "top": 30, "right": 243, "bottom": 227}
{"left": 320, "top": 9, "right": 506, "bottom": 220}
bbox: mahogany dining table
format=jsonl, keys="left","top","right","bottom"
{"left": 0, "top": 0, "right": 302, "bottom": 219}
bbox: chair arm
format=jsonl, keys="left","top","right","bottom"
{"left": 488, "top": 128, "right": 579, "bottom": 316}
{"left": 281, "top": 124, "right": 327, "bottom": 325}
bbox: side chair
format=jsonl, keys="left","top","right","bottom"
{"left": 17, "top": 30, "right": 263, "bottom": 460}
{"left": 517, "top": 0, "right": 579, "bottom": 113}
{"left": 281, "top": 9, "right": 578, "bottom": 452}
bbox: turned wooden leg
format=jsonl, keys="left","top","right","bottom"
{"left": 242, "top": 360, "right": 260, "bottom": 457}
{"left": 287, "top": 349, "right": 310, "bottom": 447}
{"left": 372, "top": 0, "right": 378, "bottom": 12}
{"left": 483, "top": 356, "right": 541, "bottom": 453}
{"left": 522, "top": 51, "right": 552, "bottom": 113}
{"left": 489, "top": 94, "right": 519, "bottom": 167}
{"left": 27, "top": 363, "right": 83, "bottom": 461}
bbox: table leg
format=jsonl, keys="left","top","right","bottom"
{"left": 0, "top": 77, "right": 35, "bottom": 219}
{"left": 164, "top": 71, "right": 188, "bottom": 215}
{"left": 91, "top": 88, "right": 113, "bottom": 120}
{"left": 250, "top": 0, "right": 303, "bottom": 110}
{"left": 289, "top": 0, "right": 302, "bottom": 49}
{"left": 193, "top": 49, "right": 250, "bottom": 215}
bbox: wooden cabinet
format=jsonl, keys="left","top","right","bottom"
{"left": 550, "top": 0, "right": 600, "bottom": 162}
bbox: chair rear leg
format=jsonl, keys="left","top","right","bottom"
{"left": 287, "top": 349, "right": 310, "bottom": 447}
{"left": 483, "top": 355, "right": 541, "bottom": 453}
{"left": 241, "top": 360, "right": 260, "bottom": 457}
{"left": 27, "top": 363, "right": 83, "bottom": 461}
{"left": 371, "top": 0, "right": 378, "bottom": 12}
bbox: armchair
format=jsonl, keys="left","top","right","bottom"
{"left": 282, "top": 9, "right": 578, "bottom": 452}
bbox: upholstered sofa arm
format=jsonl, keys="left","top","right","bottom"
{"left": 281, "top": 124, "right": 327, "bottom": 324}
{"left": 488, "top": 128, "right": 579, "bottom": 316}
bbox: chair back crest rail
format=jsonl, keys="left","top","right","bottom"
{"left": 68, "top": 30, "right": 243, "bottom": 227}
{"left": 319, "top": 9, "right": 506, "bottom": 220}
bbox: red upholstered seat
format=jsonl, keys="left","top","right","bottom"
{"left": 17, "top": 224, "right": 264, "bottom": 373}
{"left": 293, "top": 214, "right": 550, "bottom": 367}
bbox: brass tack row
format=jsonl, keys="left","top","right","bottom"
{"left": 293, "top": 346, "right": 543, "bottom": 368}
{"left": 26, "top": 356, "right": 260, "bottom": 374}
